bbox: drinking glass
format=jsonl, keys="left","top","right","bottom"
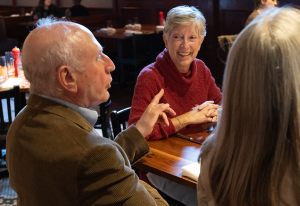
{"left": 5, "top": 52, "right": 14, "bottom": 77}
{"left": 126, "top": 20, "right": 133, "bottom": 30}
{"left": 107, "top": 20, "right": 113, "bottom": 35}
{"left": 18, "top": 52, "right": 24, "bottom": 78}
{"left": 0, "top": 56, "right": 8, "bottom": 83}
{"left": 133, "top": 17, "right": 140, "bottom": 31}
{"left": 5, "top": 52, "right": 13, "bottom": 66}
{"left": 8, "top": 57, "right": 15, "bottom": 77}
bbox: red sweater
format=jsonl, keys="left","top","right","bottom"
{"left": 128, "top": 49, "right": 222, "bottom": 140}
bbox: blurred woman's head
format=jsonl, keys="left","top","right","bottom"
{"left": 163, "top": 6, "right": 206, "bottom": 73}
{"left": 201, "top": 6, "right": 300, "bottom": 206}
{"left": 39, "top": 0, "right": 51, "bottom": 7}
{"left": 255, "top": 0, "right": 277, "bottom": 9}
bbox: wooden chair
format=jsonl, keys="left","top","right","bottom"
{"left": 0, "top": 86, "right": 22, "bottom": 175}
{"left": 217, "top": 34, "right": 238, "bottom": 64}
{"left": 116, "top": 33, "right": 155, "bottom": 85}
{"left": 110, "top": 107, "right": 131, "bottom": 139}
{"left": 94, "top": 99, "right": 112, "bottom": 138}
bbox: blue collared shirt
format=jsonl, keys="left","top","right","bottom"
{"left": 39, "top": 94, "right": 98, "bottom": 126}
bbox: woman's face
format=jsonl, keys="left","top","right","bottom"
{"left": 44, "top": 0, "right": 51, "bottom": 6}
{"left": 262, "top": 0, "right": 277, "bottom": 7}
{"left": 163, "top": 24, "right": 203, "bottom": 73}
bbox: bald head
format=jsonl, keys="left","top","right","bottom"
{"left": 22, "top": 18, "right": 101, "bottom": 96}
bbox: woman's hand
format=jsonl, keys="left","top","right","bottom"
{"left": 136, "top": 89, "right": 176, "bottom": 137}
{"left": 171, "top": 101, "right": 220, "bottom": 131}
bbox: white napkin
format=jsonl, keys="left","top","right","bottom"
{"left": 25, "top": 13, "right": 31, "bottom": 16}
{"left": 10, "top": 14, "right": 20, "bottom": 17}
{"left": 156, "top": 25, "right": 164, "bottom": 31}
{"left": 97, "top": 28, "right": 116, "bottom": 33}
{"left": 181, "top": 162, "right": 200, "bottom": 181}
{"left": 1, "top": 78, "right": 23, "bottom": 89}
{"left": 124, "top": 30, "right": 143, "bottom": 35}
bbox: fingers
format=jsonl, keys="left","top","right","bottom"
{"left": 199, "top": 101, "right": 214, "bottom": 109}
{"left": 205, "top": 108, "right": 218, "bottom": 117}
{"left": 193, "top": 101, "right": 214, "bottom": 111}
{"left": 158, "top": 112, "right": 169, "bottom": 126}
{"left": 163, "top": 106, "right": 176, "bottom": 117}
{"left": 151, "top": 89, "right": 164, "bottom": 105}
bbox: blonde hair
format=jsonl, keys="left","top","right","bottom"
{"left": 200, "top": 7, "right": 300, "bottom": 206}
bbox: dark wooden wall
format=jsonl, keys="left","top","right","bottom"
{"left": 1, "top": 0, "right": 299, "bottom": 83}
{"left": 115, "top": 0, "right": 300, "bottom": 83}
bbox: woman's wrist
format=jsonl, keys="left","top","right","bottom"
{"left": 171, "top": 115, "right": 189, "bottom": 131}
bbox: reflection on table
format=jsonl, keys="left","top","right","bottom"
{"left": 134, "top": 123, "right": 215, "bottom": 190}
{"left": 92, "top": 25, "right": 160, "bottom": 40}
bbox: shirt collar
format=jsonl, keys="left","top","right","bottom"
{"left": 38, "top": 94, "right": 98, "bottom": 126}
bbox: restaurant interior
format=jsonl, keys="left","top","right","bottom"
{"left": 0, "top": 0, "right": 299, "bottom": 205}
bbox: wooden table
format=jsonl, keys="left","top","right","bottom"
{"left": 134, "top": 123, "right": 215, "bottom": 190}
{"left": 92, "top": 25, "right": 159, "bottom": 57}
{"left": 92, "top": 25, "right": 158, "bottom": 39}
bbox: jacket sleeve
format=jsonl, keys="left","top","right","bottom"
{"left": 114, "top": 125, "right": 150, "bottom": 165}
{"left": 76, "top": 141, "right": 168, "bottom": 206}
{"left": 128, "top": 69, "right": 176, "bottom": 141}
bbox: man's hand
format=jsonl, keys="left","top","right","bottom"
{"left": 136, "top": 89, "right": 176, "bottom": 137}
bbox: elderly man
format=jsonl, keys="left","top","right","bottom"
{"left": 6, "top": 18, "right": 174, "bottom": 206}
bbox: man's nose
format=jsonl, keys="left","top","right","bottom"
{"left": 104, "top": 54, "right": 115, "bottom": 72}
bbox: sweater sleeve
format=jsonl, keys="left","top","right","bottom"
{"left": 204, "top": 65, "right": 222, "bottom": 105}
{"left": 128, "top": 68, "right": 176, "bottom": 141}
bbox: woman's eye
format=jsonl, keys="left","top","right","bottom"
{"left": 98, "top": 54, "right": 102, "bottom": 61}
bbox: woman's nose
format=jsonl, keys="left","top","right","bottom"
{"left": 181, "top": 38, "right": 189, "bottom": 48}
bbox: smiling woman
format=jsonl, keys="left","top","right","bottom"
{"left": 129, "top": 5, "right": 222, "bottom": 141}
{"left": 128, "top": 5, "right": 222, "bottom": 205}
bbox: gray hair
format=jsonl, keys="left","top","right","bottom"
{"left": 200, "top": 6, "right": 300, "bottom": 206}
{"left": 22, "top": 17, "right": 89, "bottom": 96}
{"left": 163, "top": 5, "right": 206, "bottom": 39}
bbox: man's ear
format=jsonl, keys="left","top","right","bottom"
{"left": 57, "top": 66, "right": 77, "bottom": 93}
{"left": 261, "top": 0, "right": 266, "bottom": 5}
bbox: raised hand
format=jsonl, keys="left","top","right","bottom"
{"left": 136, "top": 89, "right": 176, "bottom": 137}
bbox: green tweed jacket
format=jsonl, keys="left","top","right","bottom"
{"left": 7, "top": 94, "right": 168, "bottom": 206}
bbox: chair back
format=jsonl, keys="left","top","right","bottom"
{"left": 110, "top": 107, "right": 131, "bottom": 139}
{"left": 132, "top": 32, "right": 155, "bottom": 59}
{"left": 0, "top": 86, "right": 21, "bottom": 135}
{"left": 217, "top": 34, "right": 238, "bottom": 64}
{"left": 94, "top": 99, "right": 112, "bottom": 138}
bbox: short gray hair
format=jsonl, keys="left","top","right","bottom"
{"left": 22, "top": 18, "right": 88, "bottom": 96}
{"left": 163, "top": 5, "right": 206, "bottom": 39}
